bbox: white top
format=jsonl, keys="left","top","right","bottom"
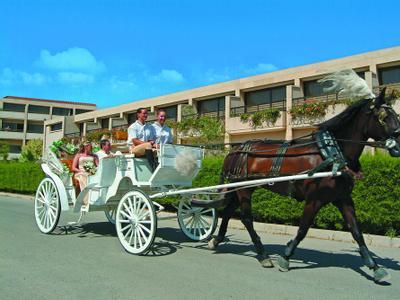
{"left": 127, "top": 120, "right": 155, "bottom": 144}
{"left": 96, "top": 150, "right": 112, "bottom": 160}
{"left": 152, "top": 122, "right": 173, "bottom": 144}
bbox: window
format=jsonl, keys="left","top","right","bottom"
{"left": 28, "top": 105, "right": 50, "bottom": 114}
{"left": 197, "top": 96, "right": 225, "bottom": 116}
{"left": 2, "top": 121, "right": 24, "bottom": 132}
{"left": 52, "top": 107, "right": 73, "bottom": 116}
{"left": 101, "top": 118, "right": 109, "bottom": 129}
{"left": 3, "top": 103, "right": 25, "bottom": 112}
{"left": 245, "top": 86, "right": 286, "bottom": 107}
{"left": 27, "top": 123, "right": 44, "bottom": 134}
{"left": 9, "top": 144, "right": 22, "bottom": 154}
{"left": 75, "top": 109, "right": 91, "bottom": 115}
{"left": 127, "top": 113, "right": 136, "bottom": 124}
{"left": 303, "top": 80, "right": 327, "bottom": 97}
{"left": 379, "top": 66, "right": 400, "bottom": 85}
{"left": 161, "top": 105, "right": 177, "bottom": 120}
{"left": 50, "top": 123, "right": 62, "bottom": 131}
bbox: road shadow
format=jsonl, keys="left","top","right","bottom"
{"left": 201, "top": 238, "right": 399, "bottom": 284}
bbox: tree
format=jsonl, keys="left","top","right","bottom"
{"left": 0, "top": 143, "right": 10, "bottom": 160}
{"left": 20, "top": 139, "right": 43, "bottom": 162}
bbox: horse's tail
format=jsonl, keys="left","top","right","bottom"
{"left": 191, "top": 172, "right": 232, "bottom": 208}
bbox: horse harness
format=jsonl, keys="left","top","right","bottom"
{"left": 225, "top": 131, "right": 348, "bottom": 181}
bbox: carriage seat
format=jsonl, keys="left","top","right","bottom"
{"left": 88, "top": 157, "right": 117, "bottom": 188}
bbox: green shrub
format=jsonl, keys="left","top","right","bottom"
{"left": 0, "top": 143, "right": 10, "bottom": 160}
{"left": 20, "top": 139, "right": 43, "bottom": 162}
{"left": 0, "top": 161, "right": 45, "bottom": 194}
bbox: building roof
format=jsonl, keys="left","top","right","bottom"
{"left": 3, "top": 96, "right": 97, "bottom": 107}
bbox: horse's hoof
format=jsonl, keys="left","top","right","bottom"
{"left": 208, "top": 238, "right": 219, "bottom": 250}
{"left": 258, "top": 257, "right": 274, "bottom": 268}
{"left": 374, "top": 267, "right": 391, "bottom": 283}
{"left": 277, "top": 255, "right": 290, "bottom": 272}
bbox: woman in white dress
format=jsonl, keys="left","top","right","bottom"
{"left": 72, "top": 141, "right": 99, "bottom": 208}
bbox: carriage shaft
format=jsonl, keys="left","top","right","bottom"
{"left": 149, "top": 171, "right": 342, "bottom": 199}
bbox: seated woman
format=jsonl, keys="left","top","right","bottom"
{"left": 72, "top": 141, "right": 99, "bottom": 210}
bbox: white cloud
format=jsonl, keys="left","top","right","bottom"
{"left": 0, "top": 68, "right": 49, "bottom": 86}
{"left": 57, "top": 72, "right": 94, "bottom": 85}
{"left": 36, "top": 47, "right": 106, "bottom": 74}
{"left": 109, "top": 75, "right": 137, "bottom": 91}
{"left": 151, "top": 69, "right": 185, "bottom": 83}
{"left": 245, "top": 63, "right": 278, "bottom": 75}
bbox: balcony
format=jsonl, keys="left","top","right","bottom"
{"left": 290, "top": 94, "right": 349, "bottom": 128}
{"left": 26, "top": 132, "right": 43, "bottom": 139}
{"left": 0, "top": 128, "right": 24, "bottom": 140}
{"left": 226, "top": 101, "right": 286, "bottom": 134}
{"left": 27, "top": 112, "right": 50, "bottom": 121}
{"left": 0, "top": 109, "right": 25, "bottom": 120}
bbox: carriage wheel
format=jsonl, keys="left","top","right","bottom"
{"left": 104, "top": 206, "right": 117, "bottom": 224}
{"left": 34, "top": 178, "right": 61, "bottom": 234}
{"left": 116, "top": 189, "right": 157, "bottom": 255}
{"left": 178, "top": 195, "right": 217, "bottom": 241}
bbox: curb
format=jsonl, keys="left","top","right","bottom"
{"left": 0, "top": 192, "right": 34, "bottom": 201}
{"left": 3, "top": 192, "right": 399, "bottom": 248}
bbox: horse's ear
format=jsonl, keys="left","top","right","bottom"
{"left": 374, "top": 87, "right": 386, "bottom": 107}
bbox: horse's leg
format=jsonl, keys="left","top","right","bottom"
{"left": 337, "top": 198, "right": 390, "bottom": 283}
{"left": 208, "top": 192, "right": 239, "bottom": 250}
{"left": 278, "top": 199, "right": 323, "bottom": 272}
{"left": 237, "top": 189, "right": 274, "bottom": 268}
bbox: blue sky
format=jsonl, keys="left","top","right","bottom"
{"left": 0, "top": 0, "right": 399, "bottom": 108}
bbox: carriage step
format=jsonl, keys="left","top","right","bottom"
{"left": 191, "top": 197, "right": 226, "bottom": 208}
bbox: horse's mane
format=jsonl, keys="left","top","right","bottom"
{"left": 317, "top": 99, "right": 370, "bottom": 131}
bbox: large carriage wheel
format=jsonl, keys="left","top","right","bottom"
{"left": 104, "top": 206, "right": 117, "bottom": 224}
{"left": 178, "top": 195, "right": 217, "bottom": 241}
{"left": 34, "top": 178, "right": 61, "bottom": 234}
{"left": 116, "top": 189, "right": 157, "bottom": 255}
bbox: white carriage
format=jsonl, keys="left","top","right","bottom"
{"left": 34, "top": 144, "right": 218, "bottom": 255}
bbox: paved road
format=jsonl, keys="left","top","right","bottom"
{"left": 1, "top": 195, "right": 399, "bottom": 299}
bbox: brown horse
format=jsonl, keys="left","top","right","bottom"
{"left": 205, "top": 87, "right": 400, "bottom": 283}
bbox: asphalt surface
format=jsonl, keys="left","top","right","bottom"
{"left": 1, "top": 195, "right": 399, "bottom": 300}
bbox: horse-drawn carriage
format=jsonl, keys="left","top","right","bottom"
{"left": 35, "top": 70, "right": 396, "bottom": 282}
{"left": 34, "top": 144, "right": 218, "bottom": 254}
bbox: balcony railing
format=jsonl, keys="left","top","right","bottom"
{"left": 64, "top": 132, "right": 81, "bottom": 138}
{"left": 182, "top": 110, "right": 225, "bottom": 121}
{"left": 230, "top": 100, "right": 286, "bottom": 117}
{"left": 0, "top": 127, "right": 24, "bottom": 132}
{"left": 373, "top": 82, "right": 400, "bottom": 97}
{"left": 292, "top": 93, "right": 349, "bottom": 107}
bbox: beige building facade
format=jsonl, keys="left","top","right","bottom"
{"left": 44, "top": 46, "right": 400, "bottom": 151}
{"left": 0, "top": 96, "right": 96, "bottom": 159}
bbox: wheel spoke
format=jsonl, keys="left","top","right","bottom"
{"left": 200, "top": 208, "right": 213, "bottom": 214}
{"left": 128, "top": 228, "right": 134, "bottom": 245}
{"left": 128, "top": 197, "right": 134, "bottom": 215}
{"left": 133, "top": 229, "right": 137, "bottom": 249}
{"left": 138, "top": 220, "right": 151, "bottom": 224}
{"left": 120, "top": 224, "right": 130, "bottom": 232}
{"left": 119, "top": 219, "right": 130, "bottom": 223}
{"left": 138, "top": 210, "right": 150, "bottom": 221}
{"left": 123, "top": 226, "right": 133, "bottom": 239}
{"left": 122, "top": 203, "right": 132, "bottom": 217}
{"left": 184, "top": 216, "right": 194, "bottom": 228}
{"left": 137, "top": 226, "right": 148, "bottom": 244}
{"left": 120, "top": 210, "right": 131, "bottom": 220}
{"left": 137, "top": 228, "right": 143, "bottom": 248}
{"left": 138, "top": 223, "right": 151, "bottom": 234}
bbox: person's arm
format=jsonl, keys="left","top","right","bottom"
{"left": 72, "top": 154, "right": 81, "bottom": 173}
{"left": 93, "top": 154, "right": 99, "bottom": 167}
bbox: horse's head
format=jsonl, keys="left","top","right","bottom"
{"left": 366, "top": 87, "right": 400, "bottom": 156}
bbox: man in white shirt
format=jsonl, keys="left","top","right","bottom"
{"left": 96, "top": 139, "right": 112, "bottom": 160}
{"left": 152, "top": 109, "right": 173, "bottom": 145}
{"left": 127, "top": 108, "right": 157, "bottom": 170}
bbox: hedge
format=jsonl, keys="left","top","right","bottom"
{"left": 1, "top": 154, "right": 399, "bottom": 236}
{"left": 0, "top": 161, "right": 45, "bottom": 194}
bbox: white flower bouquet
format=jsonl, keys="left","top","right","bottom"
{"left": 83, "top": 161, "right": 97, "bottom": 175}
